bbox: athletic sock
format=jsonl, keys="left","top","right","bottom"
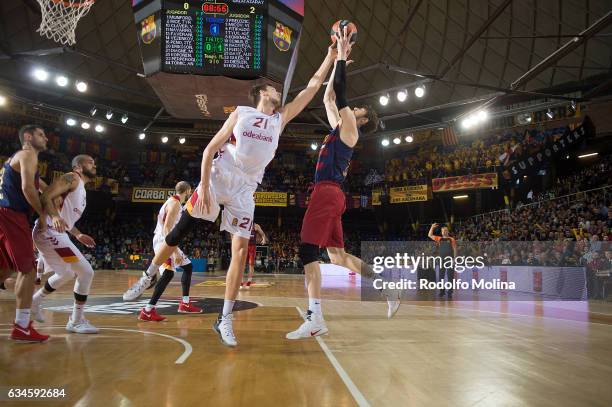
{"left": 308, "top": 298, "right": 322, "bottom": 315}
{"left": 15, "top": 309, "right": 31, "bottom": 329}
{"left": 145, "top": 261, "right": 162, "bottom": 277}
{"left": 33, "top": 288, "right": 48, "bottom": 303}
{"left": 182, "top": 296, "right": 189, "bottom": 303}
{"left": 145, "top": 304, "right": 155, "bottom": 312}
{"left": 71, "top": 303, "right": 85, "bottom": 323}
{"left": 247, "top": 276, "right": 252, "bottom": 283}
{"left": 222, "top": 300, "right": 235, "bottom": 317}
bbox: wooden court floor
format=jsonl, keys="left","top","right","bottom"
{"left": 1, "top": 270, "right": 612, "bottom": 407}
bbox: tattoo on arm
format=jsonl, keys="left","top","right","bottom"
{"left": 62, "top": 174, "right": 75, "bottom": 186}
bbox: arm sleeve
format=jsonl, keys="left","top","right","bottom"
{"left": 333, "top": 60, "right": 348, "bottom": 110}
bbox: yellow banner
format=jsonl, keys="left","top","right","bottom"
{"left": 389, "top": 185, "right": 429, "bottom": 203}
{"left": 432, "top": 173, "right": 498, "bottom": 192}
{"left": 372, "top": 189, "right": 382, "bottom": 206}
{"left": 254, "top": 192, "right": 287, "bottom": 207}
{"left": 132, "top": 187, "right": 175, "bottom": 203}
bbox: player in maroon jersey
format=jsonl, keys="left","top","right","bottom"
{"left": 0, "top": 124, "right": 50, "bottom": 342}
{"left": 241, "top": 223, "right": 267, "bottom": 289}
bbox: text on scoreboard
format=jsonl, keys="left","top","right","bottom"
{"left": 163, "top": 0, "right": 266, "bottom": 77}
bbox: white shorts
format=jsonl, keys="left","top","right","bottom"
{"left": 185, "top": 165, "right": 257, "bottom": 239}
{"left": 32, "top": 224, "right": 88, "bottom": 277}
{"left": 153, "top": 233, "right": 191, "bottom": 272}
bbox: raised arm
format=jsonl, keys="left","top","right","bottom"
{"left": 428, "top": 223, "right": 438, "bottom": 241}
{"left": 280, "top": 46, "right": 336, "bottom": 129}
{"left": 323, "top": 62, "right": 340, "bottom": 129}
{"left": 18, "top": 151, "right": 45, "bottom": 218}
{"left": 334, "top": 28, "right": 358, "bottom": 147}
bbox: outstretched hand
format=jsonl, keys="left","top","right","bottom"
{"left": 336, "top": 26, "right": 353, "bottom": 61}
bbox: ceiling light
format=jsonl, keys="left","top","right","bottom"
{"left": 477, "top": 110, "right": 488, "bottom": 121}
{"left": 161, "top": 136, "right": 168, "bottom": 143}
{"left": 75, "top": 81, "right": 87, "bottom": 92}
{"left": 33, "top": 68, "right": 49, "bottom": 81}
{"left": 105, "top": 110, "right": 113, "bottom": 120}
{"left": 546, "top": 109, "right": 554, "bottom": 119}
{"left": 179, "top": 137, "right": 186, "bottom": 144}
{"left": 405, "top": 135, "right": 414, "bottom": 143}
{"left": 578, "top": 152, "right": 598, "bottom": 159}
{"left": 381, "top": 138, "right": 390, "bottom": 147}
{"left": 396, "top": 89, "right": 407, "bottom": 102}
{"left": 461, "top": 118, "right": 473, "bottom": 129}
{"left": 379, "top": 94, "right": 389, "bottom": 106}
{"left": 81, "top": 122, "right": 90, "bottom": 129}
{"left": 94, "top": 124, "right": 104, "bottom": 133}
{"left": 414, "top": 85, "right": 425, "bottom": 98}
{"left": 90, "top": 106, "right": 97, "bottom": 116}
{"left": 310, "top": 142, "right": 318, "bottom": 150}
{"left": 0, "top": 95, "right": 6, "bottom": 106}
{"left": 55, "top": 75, "right": 68, "bottom": 87}
{"left": 570, "top": 100, "right": 576, "bottom": 110}
{"left": 138, "top": 132, "right": 146, "bottom": 140}
{"left": 453, "top": 195, "right": 469, "bottom": 199}
{"left": 121, "top": 114, "right": 128, "bottom": 124}
{"left": 393, "top": 137, "right": 401, "bottom": 145}
{"left": 66, "top": 118, "right": 76, "bottom": 126}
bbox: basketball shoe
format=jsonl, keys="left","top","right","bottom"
{"left": 66, "top": 318, "right": 99, "bottom": 334}
{"left": 213, "top": 314, "right": 237, "bottom": 347}
{"left": 10, "top": 322, "right": 49, "bottom": 342}
{"left": 178, "top": 301, "right": 202, "bottom": 313}
{"left": 123, "top": 272, "right": 154, "bottom": 301}
{"left": 139, "top": 307, "right": 166, "bottom": 322}
{"left": 286, "top": 311, "right": 328, "bottom": 339}
{"left": 31, "top": 298, "right": 45, "bottom": 323}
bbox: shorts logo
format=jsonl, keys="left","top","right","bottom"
{"left": 232, "top": 218, "right": 238, "bottom": 226}
{"left": 46, "top": 236, "right": 59, "bottom": 246}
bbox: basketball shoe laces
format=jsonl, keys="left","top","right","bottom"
{"left": 127, "top": 275, "right": 149, "bottom": 297}
{"left": 221, "top": 314, "right": 236, "bottom": 340}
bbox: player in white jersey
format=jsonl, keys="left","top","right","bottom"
{"left": 135, "top": 181, "right": 203, "bottom": 321}
{"left": 30, "top": 155, "right": 99, "bottom": 334}
{"left": 124, "top": 46, "right": 337, "bottom": 346}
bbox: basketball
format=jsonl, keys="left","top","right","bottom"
{"left": 330, "top": 19, "right": 357, "bottom": 44}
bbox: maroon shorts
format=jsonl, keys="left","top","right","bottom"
{"left": 0, "top": 207, "right": 35, "bottom": 273}
{"left": 300, "top": 181, "right": 346, "bottom": 248}
{"left": 247, "top": 245, "right": 256, "bottom": 266}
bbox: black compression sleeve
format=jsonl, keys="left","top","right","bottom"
{"left": 333, "top": 60, "right": 348, "bottom": 110}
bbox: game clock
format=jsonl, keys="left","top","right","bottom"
{"left": 162, "top": 0, "right": 267, "bottom": 78}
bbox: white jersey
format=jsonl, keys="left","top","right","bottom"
{"left": 154, "top": 195, "right": 182, "bottom": 238}
{"left": 45, "top": 176, "right": 87, "bottom": 232}
{"left": 214, "top": 105, "right": 282, "bottom": 184}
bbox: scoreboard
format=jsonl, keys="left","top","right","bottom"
{"left": 163, "top": 1, "right": 266, "bottom": 77}
{"left": 134, "top": 0, "right": 303, "bottom": 79}
{"left": 133, "top": 0, "right": 304, "bottom": 119}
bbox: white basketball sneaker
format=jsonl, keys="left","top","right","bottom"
{"left": 66, "top": 318, "right": 99, "bottom": 334}
{"left": 31, "top": 299, "right": 46, "bottom": 323}
{"left": 122, "top": 273, "right": 153, "bottom": 301}
{"left": 286, "top": 311, "right": 328, "bottom": 340}
{"left": 213, "top": 314, "right": 237, "bottom": 347}
{"left": 387, "top": 298, "right": 401, "bottom": 318}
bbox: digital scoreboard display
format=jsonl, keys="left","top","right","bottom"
{"left": 163, "top": 0, "right": 266, "bottom": 78}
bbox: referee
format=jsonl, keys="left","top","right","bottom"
{"left": 428, "top": 223, "right": 457, "bottom": 300}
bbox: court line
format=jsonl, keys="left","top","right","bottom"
{"left": 0, "top": 324, "right": 192, "bottom": 364}
{"left": 295, "top": 307, "right": 370, "bottom": 407}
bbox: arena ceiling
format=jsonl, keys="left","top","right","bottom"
{"left": 0, "top": 0, "right": 611, "bottom": 140}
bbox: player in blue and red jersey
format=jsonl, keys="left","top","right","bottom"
{"left": 287, "top": 28, "right": 391, "bottom": 340}
{"left": 0, "top": 124, "right": 50, "bottom": 342}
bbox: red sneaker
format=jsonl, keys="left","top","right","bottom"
{"left": 178, "top": 301, "right": 202, "bottom": 313}
{"left": 10, "top": 322, "right": 49, "bottom": 343}
{"left": 138, "top": 307, "right": 166, "bottom": 322}
{"left": 245, "top": 281, "right": 252, "bottom": 289}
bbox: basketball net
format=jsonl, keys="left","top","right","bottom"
{"left": 36, "top": 0, "right": 95, "bottom": 46}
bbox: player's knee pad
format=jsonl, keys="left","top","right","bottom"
{"left": 43, "top": 281, "right": 56, "bottom": 293}
{"left": 299, "top": 243, "right": 319, "bottom": 266}
{"left": 74, "top": 292, "right": 87, "bottom": 302}
{"left": 74, "top": 263, "right": 94, "bottom": 296}
{"left": 165, "top": 213, "right": 196, "bottom": 247}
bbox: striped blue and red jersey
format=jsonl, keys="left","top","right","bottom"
{"left": 0, "top": 157, "right": 39, "bottom": 214}
{"left": 314, "top": 126, "right": 355, "bottom": 184}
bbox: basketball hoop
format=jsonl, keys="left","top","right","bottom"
{"left": 36, "top": 0, "right": 95, "bottom": 46}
